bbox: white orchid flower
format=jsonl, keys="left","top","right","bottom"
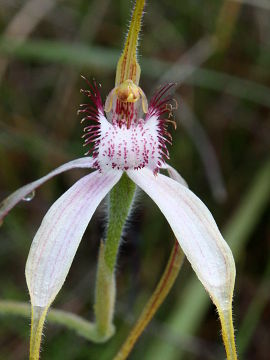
{"left": 0, "top": 0, "right": 237, "bottom": 359}
{"left": 0, "top": 77, "right": 235, "bottom": 310}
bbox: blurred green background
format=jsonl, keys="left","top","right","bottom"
{"left": 0, "top": 0, "right": 270, "bottom": 359}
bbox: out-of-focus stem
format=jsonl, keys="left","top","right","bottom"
{"left": 0, "top": 0, "right": 58, "bottom": 82}
{"left": 113, "top": 242, "right": 184, "bottom": 360}
{"left": 0, "top": 300, "right": 109, "bottom": 343}
{"left": 215, "top": 0, "right": 242, "bottom": 51}
{"left": 237, "top": 260, "right": 270, "bottom": 354}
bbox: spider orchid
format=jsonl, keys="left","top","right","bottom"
{"left": 0, "top": 0, "right": 237, "bottom": 359}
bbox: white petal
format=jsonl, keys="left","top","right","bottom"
{"left": 0, "top": 157, "right": 94, "bottom": 223}
{"left": 25, "top": 169, "right": 122, "bottom": 307}
{"left": 161, "top": 163, "right": 189, "bottom": 188}
{"left": 128, "top": 168, "right": 235, "bottom": 309}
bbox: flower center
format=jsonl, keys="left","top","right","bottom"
{"left": 104, "top": 80, "right": 148, "bottom": 128}
{"left": 116, "top": 80, "right": 141, "bottom": 103}
{"left": 79, "top": 79, "right": 175, "bottom": 174}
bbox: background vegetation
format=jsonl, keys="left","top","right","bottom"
{"left": 0, "top": 0, "right": 269, "bottom": 359}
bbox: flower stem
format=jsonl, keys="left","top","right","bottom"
{"left": 94, "top": 241, "right": 116, "bottom": 338}
{"left": 218, "top": 306, "right": 238, "bottom": 360}
{"left": 94, "top": 173, "right": 136, "bottom": 337}
{"left": 104, "top": 173, "right": 136, "bottom": 271}
{"left": 29, "top": 306, "right": 48, "bottom": 360}
{"left": 0, "top": 300, "right": 109, "bottom": 343}
{"left": 113, "top": 241, "right": 184, "bottom": 360}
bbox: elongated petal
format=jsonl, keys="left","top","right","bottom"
{"left": 162, "top": 163, "right": 188, "bottom": 188}
{"left": 26, "top": 170, "right": 122, "bottom": 308}
{"left": 128, "top": 168, "right": 235, "bottom": 309}
{"left": 0, "top": 157, "right": 94, "bottom": 223}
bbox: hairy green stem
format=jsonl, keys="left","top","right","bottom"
{"left": 218, "top": 306, "right": 237, "bottom": 360}
{"left": 0, "top": 300, "right": 109, "bottom": 343}
{"left": 30, "top": 306, "right": 48, "bottom": 360}
{"left": 94, "top": 241, "right": 116, "bottom": 338}
{"left": 104, "top": 173, "right": 136, "bottom": 271}
{"left": 94, "top": 173, "right": 136, "bottom": 337}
